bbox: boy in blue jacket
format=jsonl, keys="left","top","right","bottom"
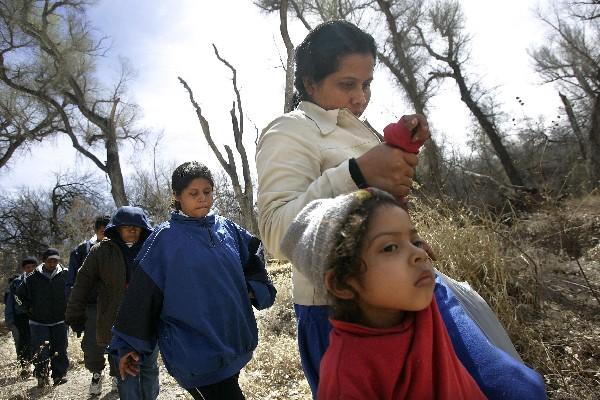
{"left": 111, "top": 161, "right": 276, "bottom": 400}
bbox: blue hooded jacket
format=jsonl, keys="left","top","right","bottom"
{"left": 110, "top": 211, "right": 277, "bottom": 389}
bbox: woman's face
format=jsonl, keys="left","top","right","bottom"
{"left": 175, "top": 177, "right": 214, "bottom": 218}
{"left": 304, "top": 52, "right": 375, "bottom": 117}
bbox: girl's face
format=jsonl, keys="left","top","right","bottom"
{"left": 304, "top": 52, "right": 374, "bottom": 117}
{"left": 175, "top": 177, "right": 214, "bottom": 218}
{"left": 348, "top": 204, "right": 435, "bottom": 328}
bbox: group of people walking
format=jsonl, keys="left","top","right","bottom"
{"left": 4, "top": 19, "right": 548, "bottom": 400}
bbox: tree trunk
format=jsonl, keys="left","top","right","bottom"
{"left": 280, "top": 0, "right": 295, "bottom": 113}
{"left": 589, "top": 93, "right": 600, "bottom": 188}
{"left": 451, "top": 64, "right": 526, "bottom": 188}
{"left": 105, "top": 133, "right": 128, "bottom": 207}
{"left": 559, "top": 92, "right": 587, "bottom": 161}
{"left": 105, "top": 103, "right": 128, "bottom": 207}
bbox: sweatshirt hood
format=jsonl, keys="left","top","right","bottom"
{"left": 104, "top": 206, "right": 153, "bottom": 242}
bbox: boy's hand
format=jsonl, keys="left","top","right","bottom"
{"left": 119, "top": 351, "right": 140, "bottom": 379}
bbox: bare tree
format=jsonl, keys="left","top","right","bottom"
{"left": 372, "top": 0, "right": 444, "bottom": 191}
{"left": 127, "top": 147, "right": 174, "bottom": 225}
{"left": 531, "top": 2, "right": 600, "bottom": 187}
{"left": 0, "top": 171, "right": 106, "bottom": 262}
{"left": 571, "top": 0, "right": 600, "bottom": 20}
{"left": 179, "top": 45, "right": 258, "bottom": 233}
{"left": 415, "top": 0, "right": 529, "bottom": 191}
{"left": 0, "top": 88, "right": 58, "bottom": 167}
{"left": 0, "top": 0, "right": 148, "bottom": 206}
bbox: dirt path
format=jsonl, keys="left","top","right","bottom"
{"left": 0, "top": 327, "right": 190, "bottom": 399}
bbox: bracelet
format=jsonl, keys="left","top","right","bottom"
{"left": 348, "top": 158, "right": 369, "bottom": 189}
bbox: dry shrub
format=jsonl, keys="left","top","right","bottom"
{"left": 410, "top": 198, "right": 526, "bottom": 332}
{"left": 412, "top": 195, "right": 600, "bottom": 398}
{"left": 240, "top": 263, "right": 311, "bottom": 399}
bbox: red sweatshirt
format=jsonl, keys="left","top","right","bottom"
{"left": 318, "top": 299, "right": 487, "bottom": 400}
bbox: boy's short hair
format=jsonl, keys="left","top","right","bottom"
{"left": 94, "top": 215, "right": 111, "bottom": 231}
{"left": 22, "top": 256, "right": 38, "bottom": 267}
{"left": 42, "top": 248, "right": 60, "bottom": 261}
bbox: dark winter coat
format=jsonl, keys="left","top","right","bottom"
{"left": 65, "top": 239, "right": 97, "bottom": 303}
{"left": 65, "top": 206, "right": 153, "bottom": 347}
{"left": 16, "top": 265, "right": 68, "bottom": 324}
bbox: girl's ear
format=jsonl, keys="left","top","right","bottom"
{"left": 324, "top": 270, "right": 355, "bottom": 300}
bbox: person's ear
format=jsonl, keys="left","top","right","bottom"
{"left": 324, "top": 270, "right": 355, "bottom": 300}
{"left": 303, "top": 77, "right": 316, "bottom": 97}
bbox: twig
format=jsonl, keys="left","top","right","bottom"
{"left": 574, "top": 258, "right": 600, "bottom": 306}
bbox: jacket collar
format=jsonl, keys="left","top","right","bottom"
{"left": 298, "top": 101, "right": 360, "bottom": 136}
{"left": 171, "top": 210, "right": 216, "bottom": 226}
{"left": 35, "top": 264, "right": 64, "bottom": 279}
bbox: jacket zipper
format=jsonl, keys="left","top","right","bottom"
{"left": 203, "top": 222, "right": 215, "bottom": 247}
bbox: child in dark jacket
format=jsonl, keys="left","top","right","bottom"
{"left": 65, "top": 206, "right": 155, "bottom": 398}
{"left": 280, "top": 188, "right": 547, "bottom": 400}
{"left": 16, "top": 248, "right": 69, "bottom": 388}
{"left": 110, "top": 161, "right": 277, "bottom": 400}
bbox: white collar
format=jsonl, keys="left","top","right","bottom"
{"left": 297, "top": 101, "right": 361, "bottom": 136}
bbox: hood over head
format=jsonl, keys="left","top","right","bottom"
{"left": 104, "top": 206, "right": 153, "bottom": 242}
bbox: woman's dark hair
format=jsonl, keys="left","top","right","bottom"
{"left": 293, "top": 20, "right": 377, "bottom": 108}
{"left": 171, "top": 161, "right": 214, "bottom": 210}
{"left": 328, "top": 190, "right": 403, "bottom": 323}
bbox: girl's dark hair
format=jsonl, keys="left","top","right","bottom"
{"left": 170, "top": 161, "right": 214, "bottom": 210}
{"left": 328, "top": 190, "right": 403, "bottom": 323}
{"left": 292, "top": 20, "right": 377, "bottom": 108}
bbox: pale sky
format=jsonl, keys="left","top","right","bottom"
{"left": 0, "top": 0, "right": 560, "bottom": 195}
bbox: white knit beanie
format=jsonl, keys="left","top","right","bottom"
{"left": 280, "top": 189, "right": 376, "bottom": 301}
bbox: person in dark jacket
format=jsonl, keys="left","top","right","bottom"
{"left": 16, "top": 249, "right": 69, "bottom": 388}
{"left": 4, "top": 257, "right": 37, "bottom": 378}
{"left": 65, "top": 206, "right": 155, "bottom": 399}
{"left": 111, "top": 161, "right": 277, "bottom": 400}
{"left": 65, "top": 214, "right": 110, "bottom": 396}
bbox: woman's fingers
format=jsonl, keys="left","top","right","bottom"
{"left": 356, "top": 144, "right": 417, "bottom": 197}
{"left": 401, "top": 114, "right": 430, "bottom": 142}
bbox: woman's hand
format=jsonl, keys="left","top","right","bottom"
{"left": 401, "top": 114, "right": 430, "bottom": 143}
{"left": 355, "top": 144, "right": 417, "bottom": 198}
{"left": 119, "top": 351, "right": 140, "bottom": 379}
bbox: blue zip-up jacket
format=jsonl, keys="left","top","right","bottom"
{"left": 110, "top": 211, "right": 277, "bottom": 389}
{"left": 4, "top": 274, "right": 23, "bottom": 324}
{"left": 65, "top": 238, "right": 95, "bottom": 301}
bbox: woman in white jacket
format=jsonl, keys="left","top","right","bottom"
{"left": 256, "top": 19, "right": 523, "bottom": 399}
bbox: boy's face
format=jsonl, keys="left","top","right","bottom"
{"left": 96, "top": 225, "right": 107, "bottom": 241}
{"left": 175, "top": 177, "right": 214, "bottom": 218}
{"left": 43, "top": 258, "right": 59, "bottom": 271}
{"left": 118, "top": 225, "right": 142, "bottom": 244}
{"left": 22, "top": 263, "right": 36, "bottom": 274}
{"left": 347, "top": 204, "right": 435, "bottom": 328}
